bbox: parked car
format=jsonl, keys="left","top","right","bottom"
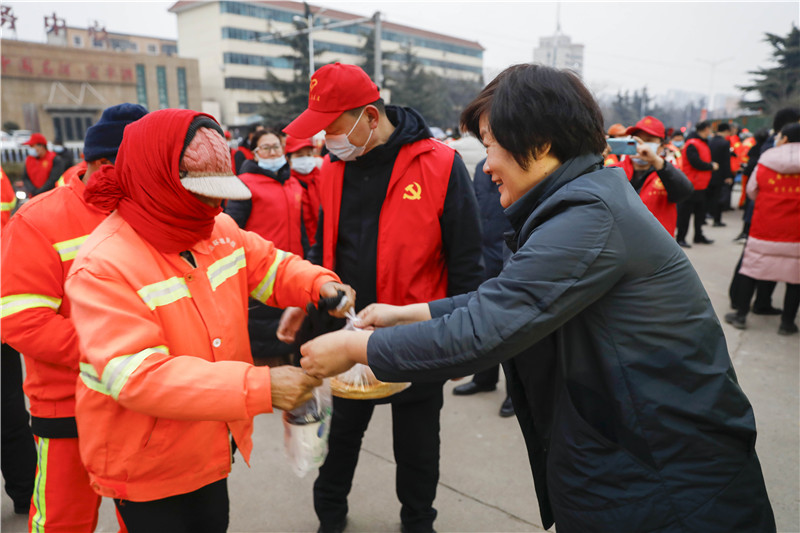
{"left": 10, "top": 130, "right": 32, "bottom": 146}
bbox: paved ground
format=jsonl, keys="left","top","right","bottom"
{"left": 3, "top": 205, "right": 798, "bottom": 533}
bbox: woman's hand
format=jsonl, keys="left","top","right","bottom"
{"left": 300, "top": 330, "right": 371, "bottom": 378}
{"left": 320, "top": 282, "right": 356, "bottom": 318}
{"left": 357, "top": 303, "right": 431, "bottom": 329}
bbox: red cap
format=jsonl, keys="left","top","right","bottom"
{"left": 224, "top": 130, "right": 232, "bottom": 140}
{"left": 626, "top": 116, "right": 665, "bottom": 139}
{"left": 284, "top": 135, "right": 314, "bottom": 155}
{"left": 23, "top": 133, "right": 47, "bottom": 146}
{"left": 283, "top": 62, "right": 380, "bottom": 138}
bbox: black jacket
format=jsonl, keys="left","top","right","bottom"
{"left": 473, "top": 159, "right": 512, "bottom": 279}
{"left": 367, "top": 154, "right": 775, "bottom": 531}
{"left": 709, "top": 135, "right": 733, "bottom": 185}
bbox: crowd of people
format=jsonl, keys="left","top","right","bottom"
{"left": 0, "top": 60, "right": 793, "bottom": 533}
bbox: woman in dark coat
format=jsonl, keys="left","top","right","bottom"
{"left": 299, "top": 64, "right": 775, "bottom": 532}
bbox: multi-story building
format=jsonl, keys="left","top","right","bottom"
{"left": 1, "top": 33, "right": 200, "bottom": 144}
{"left": 169, "top": 0, "right": 484, "bottom": 126}
{"left": 533, "top": 33, "right": 584, "bottom": 77}
{"left": 47, "top": 24, "right": 179, "bottom": 57}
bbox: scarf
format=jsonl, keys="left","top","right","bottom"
{"left": 85, "top": 109, "right": 223, "bottom": 253}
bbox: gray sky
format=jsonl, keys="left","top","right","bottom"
{"left": 3, "top": 0, "right": 798, "bottom": 101}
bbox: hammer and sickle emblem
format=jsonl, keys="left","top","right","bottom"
{"left": 309, "top": 79, "right": 318, "bottom": 92}
{"left": 403, "top": 182, "right": 422, "bottom": 200}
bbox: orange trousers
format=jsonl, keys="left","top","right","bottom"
{"left": 28, "top": 436, "right": 126, "bottom": 533}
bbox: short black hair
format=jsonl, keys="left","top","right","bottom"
{"left": 461, "top": 64, "right": 606, "bottom": 169}
{"left": 695, "top": 120, "right": 712, "bottom": 132}
{"left": 780, "top": 122, "right": 800, "bottom": 143}
{"left": 773, "top": 107, "right": 800, "bottom": 132}
{"left": 348, "top": 98, "right": 386, "bottom": 117}
{"left": 716, "top": 122, "right": 731, "bottom": 133}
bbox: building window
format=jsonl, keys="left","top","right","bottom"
{"left": 147, "top": 44, "right": 158, "bottom": 55}
{"left": 156, "top": 66, "right": 168, "bottom": 109}
{"left": 177, "top": 67, "right": 188, "bottom": 109}
{"left": 224, "top": 77, "right": 276, "bottom": 91}
{"left": 53, "top": 117, "right": 63, "bottom": 141}
{"left": 136, "top": 64, "right": 147, "bottom": 107}
{"left": 131, "top": 42, "right": 139, "bottom": 52}
{"left": 238, "top": 102, "right": 261, "bottom": 114}
{"left": 72, "top": 35, "right": 83, "bottom": 47}
{"left": 51, "top": 114, "right": 95, "bottom": 142}
{"left": 162, "top": 44, "right": 178, "bottom": 57}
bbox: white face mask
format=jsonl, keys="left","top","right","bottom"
{"left": 291, "top": 156, "right": 317, "bottom": 175}
{"left": 257, "top": 155, "right": 286, "bottom": 173}
{"left": 325, "top": 107, "right": 373, "bottom": 161}
{"left": 28, "top": 147, "right": 39, "bottom": 158}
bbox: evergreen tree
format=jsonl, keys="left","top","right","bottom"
{"left": 739, "top": 25, "right": 800, "bottom": 114}
{"left": 385, "top": 43, "right": 481, "bottom": 130}
{"left": 256, "top": 12, "right": 323, "bottom": 129}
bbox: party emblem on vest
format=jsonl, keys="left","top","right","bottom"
{"left": 653, "top": 178, "right": 665, "bottom": 190}
{"left": 402, "top": 182, "right": 421, "bottom": 200}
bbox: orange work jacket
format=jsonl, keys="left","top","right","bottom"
{"left": 65, "top": 212, "right": 338, "bottom": 501}
{"left": 1, "top": 171, "right": 107, "bottom": 425}
{"left": 1, "top": 167, "right": 17, "bottom": 228}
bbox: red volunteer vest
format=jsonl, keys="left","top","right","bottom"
{"left": 293, "top": 167, "right": 321, "bottom": 248}
{"left": 615, "top": 158, "right": 677, "bottom": 236}
{"left": 321, "top": 138, "right": 454, "bottom": 305}
{"left": 238, "top": 172, "right": 305, "bottom": 256}
{"left": 25, "top": 151, "right": 57, "bottom": 188}
{"left": 749, "top": 164, "right": 800, "bottom": 242}
{"left": 681, "top": 138, "right": 712, "bottom": 190}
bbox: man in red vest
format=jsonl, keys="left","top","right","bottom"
{"left": 282, "top": 62, "right": 484, "bottom": 533}
{"left": 611, "top": 116, "right": 692, "bottom": 237}
{"left": 20, "top": 133, "right": 68, "bottom": 198}
{"left": 675, "top": 120, "right": 719, "bottom": 247}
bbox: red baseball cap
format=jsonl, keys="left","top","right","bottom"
{"left": 284, "top": 135, "right": 314, "bottom": 155}
{"left": 626, "top": 116, "right": 665, "bottom": 139}
{"left": 23, "top": 133, "right": 48, "bottom": 146}
{"left": 283, "top": 62, "right": 380, "bottom": 138}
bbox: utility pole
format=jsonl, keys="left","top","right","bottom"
{"left": 698, "top": 57, "right": 732, "bottom": 117}
{"left": 374, "top": 12, "right": 383, "bottom": 87}
{"left": 260, "top": 9, "right": 383, "bottom": 85}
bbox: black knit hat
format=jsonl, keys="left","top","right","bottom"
{"left": 83, "top": 103, "right": 148, "bottom": 162}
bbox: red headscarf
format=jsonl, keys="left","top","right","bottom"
{"left": 85, "top": 109, "right": 223, "bottom": 253}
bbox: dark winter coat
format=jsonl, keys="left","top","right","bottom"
{"left": 367, "top": 154, "right": 775, "bottom": 532}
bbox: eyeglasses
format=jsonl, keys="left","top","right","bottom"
{"left": 256, "top": 143, "right": 282, "bottom": 154}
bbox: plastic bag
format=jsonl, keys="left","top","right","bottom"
{"left": 329, "top": 310, "right": 411, "bottom": 400}
{"left": 283, "top": 378, "right": 332, "bottom": 477}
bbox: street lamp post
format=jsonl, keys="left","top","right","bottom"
{"left": 265, "top": 10, "right": 383, "bottom": 86}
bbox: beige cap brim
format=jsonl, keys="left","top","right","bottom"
{"left": 181, "top": 174, "right": 252, "bottom": 200}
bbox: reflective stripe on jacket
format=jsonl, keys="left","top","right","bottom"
{"left": 1, "top": 167, "right": 16, "bottom": 227}
{"left": 65, "top": 212, "right": 338, "bottom": 501}
{"left": 0, "top": 171, "right": 106, "bottom": 419}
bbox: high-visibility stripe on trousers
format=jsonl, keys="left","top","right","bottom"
{"left": 29, "top": 436, "right": 101, "bottom": 533}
